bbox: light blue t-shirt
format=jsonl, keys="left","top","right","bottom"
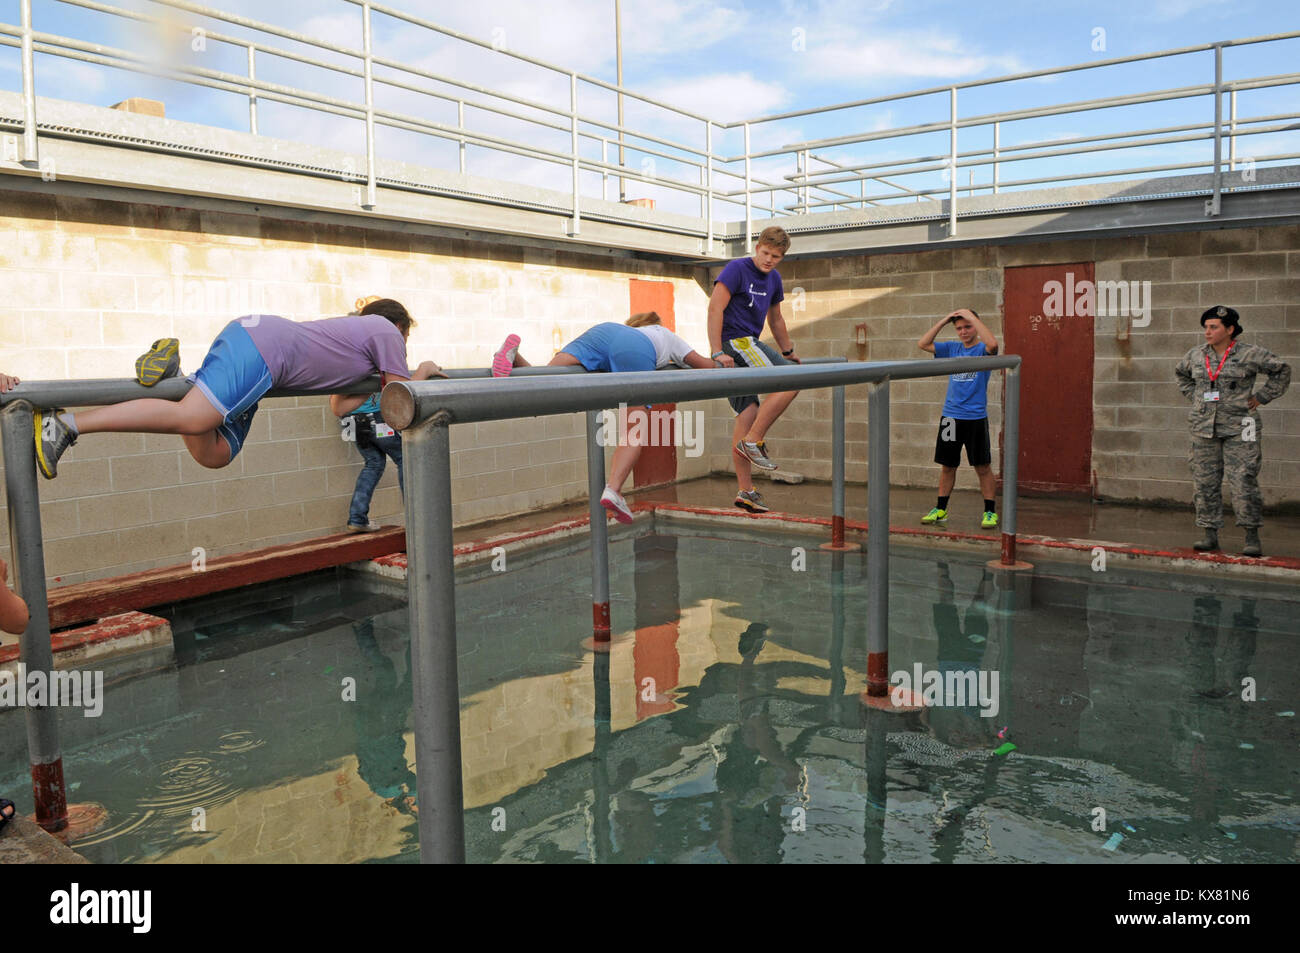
{"left": 935, "top": 340, "right": 992, "bottom": 420}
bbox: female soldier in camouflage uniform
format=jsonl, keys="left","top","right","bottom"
{"left": 1174, "top": 306, "right": 1290, "bottom": 556}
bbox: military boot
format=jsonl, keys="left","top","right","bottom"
{"left": 1243, "top": 528, "right": 1263, "bottom": 557}
{"left": 1193, "top": 528, "right": 1219, "bottom": 551}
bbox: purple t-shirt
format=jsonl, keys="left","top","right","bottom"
{"left": 242, "top": 314, "right": 411, "bottom": 390}
{"left": 716, "top": 257, "right": 784, "bottom": 341}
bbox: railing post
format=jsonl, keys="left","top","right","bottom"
{"left": 570, "top": 72, "right": 581, "bottom": 235}
{"left": 865, "top": 379, "right": 890, "bottom": 697}
{"left": 1001, "top": 366, "right": 1021, "bottom": 566}
{"left": 704, "top": 121, "right": 714, "bottom": 252}
{"left": 247, "top": 45, "right": 258, "bottom": 135}
{"left": 20, "top": 0, "right": 38, "bottom": 164}
{"left": 1, "top": 401, "right": 68, "bottom": 832}
{"left": 1228, "top": 89, "right": 1237, "bottom": 172}
{"left": 603, "top": 138, "right": 610, "bottom": 202}
{"left": 798, "top": 149, "right": 808, "bottom": 213}
{"left": 992, "top": 120, "right": 1000, "bottom": 194}
{"left": 362, "top": 2, "right": 377, "bottom": 209}
{"left": 1208, "top": 43, "right": 1223, "bottom": 217}
{"left": 401, "top": 414, "right": 466, "bottom": 863}
{"left": 948, "top": 86, "right": 958, "bottom": 236}
{"left": 586, "top": 411, "right": 611, "bottom": 639}
{"left": 458, "top": 100, "right": 466, "bottom": 175}
{"left": 743, "top": 122, "right": 752, "bottom": 246}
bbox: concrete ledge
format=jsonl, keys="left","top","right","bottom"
{"left": 1, "top": 611, "right": 173, "bottom": 675}
{"left": 0, "top": 815, "right": 91, "bottom": 864}
{"left": 47, "top": 527, "right": 407, "bottom": 629}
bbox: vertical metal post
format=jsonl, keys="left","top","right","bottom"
{"left": 1228, "top": 89, "right": 1237, "bottom": 172}
{"left": 586, "top": 411, "right": 610, "bottom": 638}
{"left": 614, "top": 0, "right": 625, "bottom": 203}
{"left": 570, "top": 72, "right": 581, "bottom": 235}
{"left": 362, "top": 2, "right": 377, "bottom": 208}
{"left": 948, "top": 87, "right": 958, "bottom": 236}
{"left": 865, "top": 380, "right": 890, "bottom": 697}
{"left": 831, "top": 386, "right": 846, "bottom": 547}
{"left": 20, "top": 0, "right": 38, "bottom": 163}
{"left": 743, "top": 122, "right": 752, "bottom": 246}
{"left": 457, "top": 100, "right": 466, "bottom": 175}
{"left": 1209, "top": 43, "right": 1223, "bottom": 217}
{"left": 799, "top": 149, "right": 809, "bottom": 213}
{"left": 401, "top": 417, "right": 466, "bottom": 863}
{"left": 603, "top": 138, "right": 610, "bottom": 202}
{"left": 992, "top": 121, "right": 1000, "bottom": 195}
{"left": 1000, "top": 366, "right": 1020, "bottom": 566}
{"left": 704, "top": 122, "right": 714, "bottom": 251}
{"left": 1, "top": 401, "right": 67, "bottom": 832}
{"left": 246, "top": 45, "right": 258, "bottom": 135}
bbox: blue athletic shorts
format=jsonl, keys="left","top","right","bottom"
{"left": 560, "top": 323, "right": 657, "bottom": 373}
{"left": 722, "top": 336, "right": 792, "bottom": 414}
{"left": 190, "top": 320, "right": 273, "bottom": 461}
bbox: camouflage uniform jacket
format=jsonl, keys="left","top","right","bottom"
{"left": 1175, "top": 341, "right": 1291, "bottom": 438}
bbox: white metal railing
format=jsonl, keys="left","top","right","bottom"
{"left": 1, "top": 1, "right": 1298, "bottom": 240}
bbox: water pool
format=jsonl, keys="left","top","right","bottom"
{"left": 1, "top": 523, "right": 1296, "bottom": 863}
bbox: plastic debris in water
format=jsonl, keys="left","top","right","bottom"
{"left": 1279, "top": 711, "right": 1295, "bottom": 717}
{"left": 1123, "top": 823, "right": 1137, "bottom": 833}
{"left": 1224, "top": 832, "right": 1238, "bottom": 840}
{"left": 992, "top": 742, "right": 1017, "bottom": 756}
{"left": 996, "top": 726, "right": 1009, "bottom": 740}
{"left": 1102, "top": 832, "right": 1124, "bottom": 851}
{"left": 324, "top": 666, "right": 334, "bottom": 674}
{"left": 1239, "top": 743, "right": 1255, "bottom": 750}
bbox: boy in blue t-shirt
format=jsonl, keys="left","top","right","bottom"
{"left": 707, "top": 225, "right": 801, "bottom": 514}
{"left": 917, "top": 309, "right": 1000, "bottom": 528}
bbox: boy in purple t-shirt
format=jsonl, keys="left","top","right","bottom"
{"left": 34, "top": 298, "right": 446, "bottom": 479}
{"left": 708, "top": 225, "right": 801, "bottom": 514}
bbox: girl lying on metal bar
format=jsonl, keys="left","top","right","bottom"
{"left": 490, "top": 312, "right": 721, "bottom": 523}
{"left": 33, "top": 299, "right": 447, "bottom": 480}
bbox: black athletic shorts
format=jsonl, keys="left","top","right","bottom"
{"left": 934, "top": 416, "right": 991, "bottom": 467}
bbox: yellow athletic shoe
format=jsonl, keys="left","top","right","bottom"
{"left": 135, "top": 338, "right": 180, "bottom": 387}
{"left": 981, "top": 511, "right": 999, "bottom": 529}
{"left": 921, "top": 507, "right": 948, "bottom": 524}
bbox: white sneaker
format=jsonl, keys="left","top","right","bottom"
{"left": 600, "top": 487, "right": 634, "bottom": 524}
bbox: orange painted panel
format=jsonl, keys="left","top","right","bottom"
{"left": 1002, "top": 262, "right": 1095, "bottom": 493}
{"left": 629, "top": 278, "right": 677, "bottom": 487}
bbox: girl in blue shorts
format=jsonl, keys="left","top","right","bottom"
{"left": 492, "top": 314, "right": 719, "bottom": 523}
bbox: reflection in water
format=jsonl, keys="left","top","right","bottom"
{"left": 1, "top": 532, "right": 1294, "bottom": 864}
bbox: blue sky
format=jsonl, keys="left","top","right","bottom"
{"left": 2, "top": 0, "right": 1297, "bottom": 218}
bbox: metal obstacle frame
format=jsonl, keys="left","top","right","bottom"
{"left": 381, "top": 354, "right": 1022, "bottom": 862}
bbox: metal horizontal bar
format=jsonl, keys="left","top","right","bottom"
{"left": 61, "top": 0, "right": 365, "bottom": 78}
{"left": 729, "top": 30, "right": 1300, "bottom": 128}
{"left": 346, "top": 0, "right": 716, "bottom": 124}
{"left": 0, "top": 355, "right": 851, "bottom": 411}
{"left": 384, "top": 357, "right": 1020, "bottom": 430}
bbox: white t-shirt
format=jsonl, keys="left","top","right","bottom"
{"left": 633, "top": 324, "right": 695, "bottom": 368}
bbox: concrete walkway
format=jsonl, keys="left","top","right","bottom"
{"left": 462, "top": 474, "right": 1300, "bottom": 562}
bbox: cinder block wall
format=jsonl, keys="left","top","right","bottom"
{"left": 0, "top": 189, "right": 709, "bottom": 585}
{"left": 710, "top": 228, "right": 1297, "bottom": 508}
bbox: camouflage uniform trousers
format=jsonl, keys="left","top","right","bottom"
{"left": 1189, "top": 418, "right": 1262, "bottom": 529}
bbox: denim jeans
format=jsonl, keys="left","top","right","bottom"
{"left": 348, "top": 430, "right": 404, "bottom": 526}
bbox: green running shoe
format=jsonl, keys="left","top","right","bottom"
{"left": 135, "top": 338, "right": 181, "bottom": 387}
{"left": 921, "top": 507, "right": 947, "bottom": 525}
{"left": 981, "top": 511, "right": 999, "bottom": 529}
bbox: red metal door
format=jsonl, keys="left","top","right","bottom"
{"left": 629, "top": 278, "right": 677, "bottom": 487}
{"left": 1002, "top": 262, "right": 1094, "bottom": 494}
